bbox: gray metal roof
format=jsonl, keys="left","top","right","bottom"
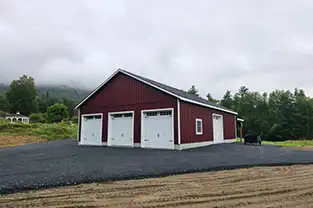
{"left": 120, "top": 70, "right": 236, "bottom": 114}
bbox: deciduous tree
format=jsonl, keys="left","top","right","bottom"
{"left": 47, "top": 103, "right": 69, "bottom": 123}
{"left": 6, "top": 75, "right": 38, "bottom": 115}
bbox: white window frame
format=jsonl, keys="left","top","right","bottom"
{"left": 195, "top": 118, "right": 203, "bottom": 135}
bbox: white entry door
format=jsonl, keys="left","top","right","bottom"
{"left": 141, "top": 109, "right": 174, "bottom": 149}
{"left": 213, "top": 114, "right": 224, "bottom": 143}
{"left": 108, "top": 112, "right": 134, "bottom": 147}
{"left": 80, "top": 114, "right": 103, "bottom": 145}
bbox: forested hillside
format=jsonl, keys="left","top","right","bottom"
{"left": 0, "top": 83, "right": 90, "bottom": 101}
{"left": 0, "top": 76, "right": 92, "bottom": 120}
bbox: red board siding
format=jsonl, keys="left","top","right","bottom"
{"left": 223, "top": 113, "right": 237, "bottom": 140}
{"left": 79, "top": 73, "right": 178, "bottom": 144}
{"left": 180, "top": 101, "right": 236, "bottom": 144}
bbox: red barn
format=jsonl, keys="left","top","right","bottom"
{"left": 75, "top": 69, "right": 238, "bottom": 150}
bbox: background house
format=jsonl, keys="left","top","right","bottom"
{"left": 6, "top": 112, "right": 29, "bottom": 124}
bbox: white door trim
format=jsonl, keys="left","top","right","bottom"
{"left": 141, "top": 108, "right": 175, "bottom": 149}
{"left": 212, "top": 113, "right": 224, "bottom": 143}
{"left": 79, "top": 113, "right": 103, "bottom": 145}
{"left": 107, "top": 110, "right": 135, "bottom": 147}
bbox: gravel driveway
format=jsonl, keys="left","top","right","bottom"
{"left": 1, "top": 139, "right": 313, "bottom": 195}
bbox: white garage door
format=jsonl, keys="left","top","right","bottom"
{"left": 141, "top": 109, "right": 174, "bottom": 149}
{"left": 213, "top": 114, "right": 224, "bottom": 143}
{"left": 80, "top": 114, "right": 103, "bottom": 145}
{"left": 108, "top": 112, "right": 134, "bottom": 147}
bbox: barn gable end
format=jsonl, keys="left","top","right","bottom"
{"left": 79, "top": 72, "right": 178, "bottom": 145}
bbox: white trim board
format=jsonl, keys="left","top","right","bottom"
{"left": 177, "top": 99, "right": 181, "bottom": 145}
{"left": 78, "top": 141, "right": 107, "bottom": 146}
{"left": 78, "top": 142, "right": 103, "bottom": 146}
{"left": 134, "top": 143, "right": 141, "bottom": 147}
{"left": 75, "top": 69, "right": 237, "bottom": 115}
{"left": 175, "top": 139, "right": 236, "bottom": 150}
{"left": 140, "top": 108, "right": 174, "bottom": 113}
{"left": 175, "top": 141, "right": 214, "bottom": 150}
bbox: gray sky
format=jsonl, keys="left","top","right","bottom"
{"left": 1, "top": 0, "right": 313, "bottom": 99}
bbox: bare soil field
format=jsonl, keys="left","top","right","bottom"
{"left": 1, "top": 165, "right": 313, "bottom": 208}
{"left": 0, "top": 136, "right": 47, "bottom": 148}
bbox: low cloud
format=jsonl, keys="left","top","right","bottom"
{"left": 1, "top": 0, "right": 313, "bottom": 98}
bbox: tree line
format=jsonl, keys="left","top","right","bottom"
{"left": 1, "top": 74, "right": 312, "bottom": 141}
{"left": 187, "top": 85, "right": 313, "bottom": 141}
{"left": 0, "top": 75, "right": 79, "bottom": 123}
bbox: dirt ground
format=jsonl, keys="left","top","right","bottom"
{"left": 1, "top": 165, "right": 313, "bottom": 208}
{"left": 0, "top": 136, "right": 47, "bottom": 148}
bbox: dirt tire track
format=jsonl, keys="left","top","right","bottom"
{"left": 2, "top": 165, "right": 313, "bottom": 207}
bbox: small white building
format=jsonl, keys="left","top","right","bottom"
{"left": 6, "top": 112, "right": 29, "bottom": 124}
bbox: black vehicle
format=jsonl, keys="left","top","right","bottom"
{"left": 244, "top": 134, "right": 262, "bottom": 146}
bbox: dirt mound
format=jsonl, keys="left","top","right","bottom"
{"left": 0, "top": 136, "right": 47, "bottom": 148}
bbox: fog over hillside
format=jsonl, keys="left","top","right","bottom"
{"left": 1, "top": 1, "right": 313, "bottom": 98}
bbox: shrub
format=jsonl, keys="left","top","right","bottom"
{"left": 0, "top": 119, "right": 78, "bottom": 140}
{"left": 31, "top": 122, "right": 77, "bottom": 140}
{"left": 47, "top": 103, "right": 69, "bottom": 123}
{"left": 71, "top": 116, "right": 78, "bottom": 123}
{"left": 29, "top": 113, "right": 46, "bottom": 123}
{"left": 0, "top": 119, "right": 32, "bottom": 135}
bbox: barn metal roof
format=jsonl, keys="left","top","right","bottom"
{"left": 75, "top": 69, "right": 237, "bottom": 115}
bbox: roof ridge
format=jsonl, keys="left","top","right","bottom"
{"left": 120, "top": 69, "right": 187, "bottom": 92}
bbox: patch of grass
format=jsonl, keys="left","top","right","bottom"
{"left": 0, "top": 120, "right": 77, "bottom": 141}
{"left": 262, "top": 140, "right": 313, "bottom": 147}
{"left": 236, "top": 137, "right": 313, "bottom": 147}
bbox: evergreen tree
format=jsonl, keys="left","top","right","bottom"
{"left": 206, "top": 93, "right": 219, "bottom": 103}
{"left": 187, "top": 85, "right": 199, "bottom": 96}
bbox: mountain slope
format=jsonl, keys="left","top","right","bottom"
{"left": 0, "top": 84, "right": 91, "bottom": 101}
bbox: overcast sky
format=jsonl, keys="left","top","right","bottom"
{"left": 1, "top": 0, "right": 313, "bottom": 99}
